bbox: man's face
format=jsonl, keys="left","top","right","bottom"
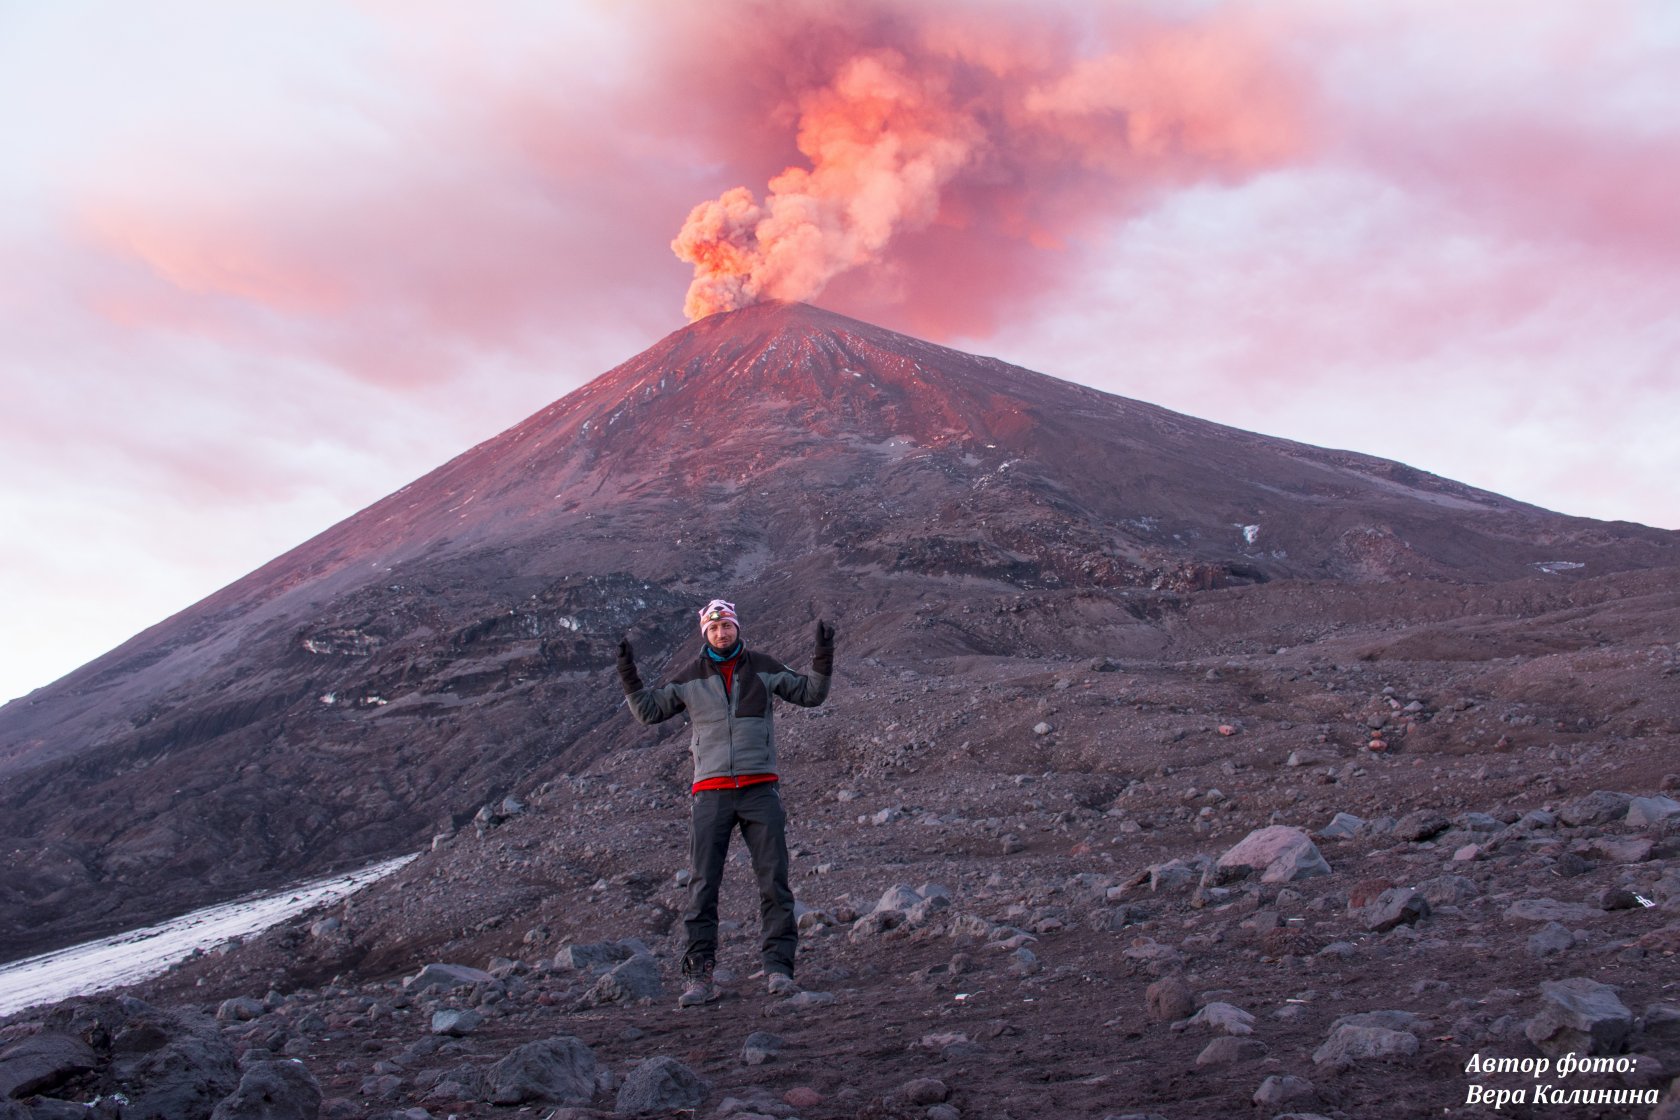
{"left": 703, "top": 619, "right": 738, "bottom": 650}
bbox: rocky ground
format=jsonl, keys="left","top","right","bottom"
{"left": 5, "top": 567, "right": 1680, "bottom": 1120}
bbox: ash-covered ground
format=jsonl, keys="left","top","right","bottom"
{"left": 5, "top": 566, "right": 1680, "bottom": 1120}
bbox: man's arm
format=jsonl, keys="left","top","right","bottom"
{"left": 619, "top": 637, "right": 686, "bottom": 725}
{"left": 767, "top": 619, "right": 835, "bottom": 708}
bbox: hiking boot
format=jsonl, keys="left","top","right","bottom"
{"left": 678, "top": 977, "right": 719, "bottom": 1007}
{"left": 766, "top": 972, "right": 798, "bottom": 997}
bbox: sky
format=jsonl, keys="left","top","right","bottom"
{"left": 3, "top": 0, "right": 1678, "bottom": 705}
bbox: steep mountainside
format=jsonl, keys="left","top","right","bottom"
{"left": 2, "top": 301, "right": 1674, "bottom": 960}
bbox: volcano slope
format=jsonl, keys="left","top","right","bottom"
{"left": 1, "top": 303, "right": 1677, "bottom": 1053}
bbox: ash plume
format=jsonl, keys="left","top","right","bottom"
{"left": 671, "top": 2, "right": 1307, "bottom": 322}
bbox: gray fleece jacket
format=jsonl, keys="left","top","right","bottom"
{"left": 625, "top": 647, "right": 830, "bottom": 785}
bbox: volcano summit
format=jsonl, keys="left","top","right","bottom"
{"left": 1, "top": 301, "right": 1675, "bottom": 961}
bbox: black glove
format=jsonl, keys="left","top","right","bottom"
{"left": 616, "top": 637, "right": 643, "bottom": 696}
{"left": 812, "top": 619, "right": 835, "bottom": 676}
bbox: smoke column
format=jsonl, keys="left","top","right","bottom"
{"left": 671, "top": 2, "right": 1308, "bottom": 322}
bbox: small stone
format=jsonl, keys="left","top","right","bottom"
{"left": 1525, "top": 922, "right": 1575, "bottom": 957}
{"left": 1186, "top": 1002, "right": 1255, "bottom": 1036}
{"left": 1146, "top": 976, "right": 1195, "bottom": 1022}
{"left": 741, "top": 1031, "right": 784, "bottom": 1066}
{"left": 1195, "top": 1036, "right": 1267, "bottom": 1066}
{"left": 1312, "top": 1025, "right": 1419, "bottom": 1070}
{"left": 430, "top": 1009, "right": 482, "bottom": 1036}
{"left": 899, "top": 1078, "right": 949, "bottom": 1105}
{"left": 615, "top": 1055, "right": 707, "bottom": 1113}
{"left": 783, "top": 1086, "right": 822, "bottom": 1109}
{"left": 1253, "top": 1074, "right": 1317, "bottom": 1107}
{"left": 1361, "top": 888, "right": 1430, "bottom": 932}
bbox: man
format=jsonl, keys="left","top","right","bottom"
{"left": 617, "top": 599, "right": 835, "bottom": 1006}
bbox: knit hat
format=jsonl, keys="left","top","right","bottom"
{"left": 698, "top": 599, "right": 738, "bottom": 634}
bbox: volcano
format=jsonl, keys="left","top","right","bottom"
{"left": 2, "top": 301, "right": 1675, "bottom": 960}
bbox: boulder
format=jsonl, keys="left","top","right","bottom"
{"left": 1317, "top": 813, "right": 1364, "bottom": 840}
{"left": 1312, "top": 1025, "right": 1419, "bottom": 1069}
{"left": 1185, "top": 1002, "right": 1255, "bottom": 1036}
{"left": 898, "top": 1078, "right": 949, "bottom": 1105}
{"left": 1415, "top": 875, "right": 1478, "bottom": 907}
{"left": 1557, "top": 790, "right": 1632, "bottom": 827}
{"left": 1216, "top": 827, "right": 1331, "bottom": 884}
{"left": 1145, "top": 976, "right": 1195, "bottom": 1022}
{"left": 1361, "top": 888, "right": 1430, "bottom": 932}
{"left": 1505, "top": 898, "right": 1602, "bottom": 924}
{"left": 0, "top": 1033, "right": 98, "bottom": 1099}
{"left": 614, "top": 1056, "right": 706, "bottom": 1113}
{"left": 874, "top": 884, "right": 924, "bottom": 913}
{"left": 1329, "top": 1010, "right": 1425, "bottom": 1033}
{"left": 586, "top": 954, "right": 663, "bottom": 1005}
{"left": 485, "top": 1037, "right": 598, "bottom": 1106}
{"left": 430, "top": 1009, "right": 483, "bottom": 1036}
{"left": 1195, "top": 1036, "right": 1267, "bottom": 1066}
{"left": 554, "top": 941, "right": 637, "bottom": 972}
{"left": 1390, "top": 811, "right": 1449, "bottom": 842}
{"left": 112, "top": 1011, "right": 240, "bottom": 1120}
{"left": 214, "top": 998, "right": 266, "bottom": 1023}
{"left": 209, "top": 1060, "right": 323, "bottom": 1120}
{"left": 403, "top": 963, "right": 495, "bottom": 994}
{"left": 1626, "top": 795, "right": 1680, "bottom": 827}
{"left": 1524, "top": 978, "right": 1633, "bottom": 1057}
{"left": 741, "top": 1032, "right": 784, "bottom": 1066}
{"left": 1253, "top": 1075, "right": 1317, "bottom": 1107}
{"left": 1526, "top": 922, "right": 1575, "bottom": 957}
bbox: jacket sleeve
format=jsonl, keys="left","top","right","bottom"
{"left": 626, "top": 681, "right": 687, "bottom": 725}
{"left": 764, "top": 658, "right": 830, "bottom": 708}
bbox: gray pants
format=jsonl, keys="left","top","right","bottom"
{"left": 683, "top": 783, "right": 796, "bottom": 978}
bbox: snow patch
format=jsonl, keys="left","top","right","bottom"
{"left": 1534, "top": 560, "right": 1586, "bottom": 574}
{"left": 1241, "top": 524, "right": 1261, "bottom": 545}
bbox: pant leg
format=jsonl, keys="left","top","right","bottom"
{"left": 682, "top": 790, "right": 735, "bottom": 975}
{"left": 737, "top": 782, "right": 797, "bottom": 977}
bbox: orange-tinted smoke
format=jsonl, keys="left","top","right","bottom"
{"left": 671, "top": 3, "right": 1309, "bottom": 323}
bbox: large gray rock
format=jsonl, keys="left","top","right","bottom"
{"left": 741, "top": 1032, "right": 784, "bottom": 1066}
{"left": 0, "top": 1033, "right": 97, "bottom": 1099}
{"left": 1390, "top": 811, "right": 1449, "bottom": 842}
{"left": 209, "top": 1060, "right": 323, "bottom": 1120}
{"left": 485, "top": 1037, "right": 598, "bottom": 1106}
{"left": 403, "top": 963, "right": 495, "bottom": 994}
{"left": 1194, "top": 1037, "right": 1267, "bottom": 1066}
{"left": 874, "top": 884, "right": 924, "bottom": 913}
{"left": 430, "top": 1009, "right": 483, "bottom": 1036}
{"left": 1317, "top": 812, "right": 1364, "bottom": 840}
{"left": 1505, "top": 898, "right": 1602, "bottom": 923}
{"left": 114, "top": 1012, "right": 240, "bottom": 1120}
{"left": 1216, "top": 826, "right": 1331, "bottom": 883}
{"left": 1416, "top": 874, "right": 1479, "bottom": 907}
{"left": 1312, "top": 1025, "right": 1419, "bottom": 1070}
{"left": 214, "top": 998, "right": 266, "bottom": 1023}
{"left": 1329, "top": 1010, "right": 1426, "bottom": 1034}
{"left": 1524, "top": 978, "right": 1633, "bottom": 1057}
{"left": 614, "top": 1056, "right": 707, "bottom": 1113}
{"left": 585, "top": 954, "right": 663, "bottom": 1006}
{"left": 1185, "top": 1002, "right": 1255, "bottom": 1036}
{"left": 1253, "top": 1074, "right": 1317, "bottom": 1107}
{"left": 1362, "top": 888, "right": 1430, "bottom": 932}
{"left": 1557, "top": 790, "right": 1632, "bottom": 826}
{"left": 554, "top": 940, "right": 639, "bottom": 972}
{"left": 1145, "top": 976, "right": 1195, "bottom": 1022}
{"left": 1626, "top": 795, "right": 1680, "bottom": 827}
